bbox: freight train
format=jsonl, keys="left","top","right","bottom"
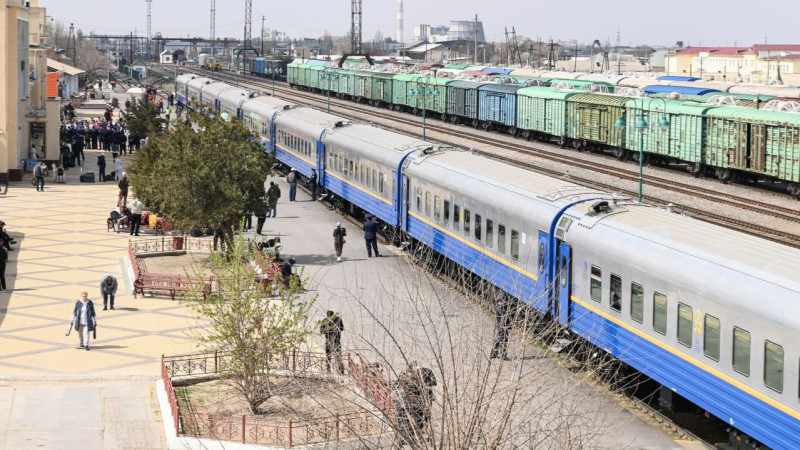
{"left": 176, "top": 73, "right": 800, "bottom": 449}
{"left": 287, "top": 64, "right": 800, "bottom": 198}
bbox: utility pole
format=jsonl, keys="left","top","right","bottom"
{"left": 616, "top": 29, "right": 621, "bottom": 74}
{"left": 237, "top": 0, "right": 258, "bottom": 58}
{"left": 548, "top": 39, "right": 555, "bottom": 70}
{"left": 504, "top": 28, "right": 509, "bottom": 66}
{"left": 210, "top": 0, "right": 215, "bottom": 54}
{"left": 146, "top": 0, "right": 152, "bottom": 59}
{"left": 351, "top": 0, "right": 362, "bottom": 53}
{"left": 574, "top": 40, "right": 578, "bottom": 72}
{"left": 66, "top": 23, "right": 76, "bottom": 63}
{"left": 473, "top": 14, "right": 478, "bottom": 65}
{"left": 261, "top": 15, "right": 265, "bottom": 56}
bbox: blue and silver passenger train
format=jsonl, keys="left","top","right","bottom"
{"left": 176, "top": 73, "right": 800, "bottom": 449}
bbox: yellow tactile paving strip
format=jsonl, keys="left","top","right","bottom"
{"left": 0, "top": 151, "right": 201, "bottom": 378}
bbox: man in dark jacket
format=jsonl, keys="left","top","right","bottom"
{"left": 490, "top": 292, "right": 513, "bottom": 360}
{"left": 319, "top": 310, "right": 344, "bottom": 374}
{"left": 100, "top": 275, "right": 118, "bottom": 310}
{"left": 308, "top": 169, "right": 318, "bottom": 201}
{"left": 97, "top": 153, "right": 106, "bottom": 182}
{"left": 72, "top": 137, "right": 84, "bottom": 166}
{"left": 0, "top": 239, "right": 8, "bottom": 291}
{"left": 363, "top": 216, "right": 381, "bottom": 257}
{"left": 71, "top": 291, "right": 97, "bottom": 350}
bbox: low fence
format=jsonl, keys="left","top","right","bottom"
{"left": 130, "top": 236, "right": 214, "bottom": 255}
{"left": 347, "top": 353, "right": 395, "bottom": 423}
{"left": 162, "top": 350, "right": 386, "bottom": 446}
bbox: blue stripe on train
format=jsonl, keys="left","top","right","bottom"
{"left": 324, "top": 175, "right": 396, "bottom": 225}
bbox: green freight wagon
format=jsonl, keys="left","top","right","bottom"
{"left": 334, "top": 68, "right": 358, "bottom": 98}
{"left": 308, "top": 66, "right": 326, "bottom": 91}
{"left": 287, "top": 63, "right": 308, "bottom": 88}
{"left": 371, "top": 73, "right": 395, "bottom": 106}
{"left": 516, "top": 87, "right": 576, "bottom": 143}
{"left": 354, "top": 70, "right": 373, "bottom": 102}
{"left": 391, "top": 74, "right": 451, "bottom": 115}
{"left": 704, "top": 107, "right": 800, "bottom": 193}
{"left": 623, "top": 99, "right": 714, "bottom": 171}
{"left": 566, "top": 94, "right": 628, "bottom": 148}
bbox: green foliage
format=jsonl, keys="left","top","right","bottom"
{"left": 185, "top": 234, "right": 316, "bottom": 414}
{"left": 127, "top": 103, "right": 271, "bottom": 233}
{"left": 123, "top": 94, "right": 165, "bottom": 138}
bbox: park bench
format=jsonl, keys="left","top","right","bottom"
{"left": 134, "top": 273, "right": 212, "bottom": 300}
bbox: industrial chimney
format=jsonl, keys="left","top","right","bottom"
{"left": 396, "top": 0, "right": 403, "bottom": 46}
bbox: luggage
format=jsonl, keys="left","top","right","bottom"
{"left": 80, "top": 172, "right": 95, "bottom": 183}
{"left": 104, "top": 174, "right": 115, "bottom": 182}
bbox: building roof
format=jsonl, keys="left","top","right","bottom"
{"left": 750, "top": 44, "right": 800, "bottom": 53}
{"left": 46, "top": 58, "right": 84, "bottom": 76}
{"left": 405, "top": 43, "right": 444, "bottom": 54}
{"left": 671, "top": 46, "right": 748, "bottom": 56}
{"left": 159, "top": 50, "right": 171, "bottom": 56}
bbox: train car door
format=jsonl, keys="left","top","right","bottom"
{"left": 534, "top": 231, "right": 549, "bottom": 312}
{"left": 215, "top": 99, "right": 220, "bottom": 113}
{"left": 401, "top": 176, "right": 410, "bottom": 232}
{"left": 557, "top": 241, "right": 572, "bottom": 326}
{"left": 317, "top": 141, "right": 326, "bottom": 186}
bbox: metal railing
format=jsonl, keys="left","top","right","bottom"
{"left": 130, "top": 236, "right": 214, "bottom": 255}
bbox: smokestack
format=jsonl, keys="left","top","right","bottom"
{"left": 396, "top": 0, "right": 403, "bottom": 45}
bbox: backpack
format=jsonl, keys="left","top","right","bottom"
{"left": 286, "top": 171, "right": 296, "bottom": 184}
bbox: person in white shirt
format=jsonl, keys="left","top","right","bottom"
{"left": 70, "top": 291, "right": 97, "bottom": 350}
{"left": 129, "top": 196, "right": 144, "bottom": 236}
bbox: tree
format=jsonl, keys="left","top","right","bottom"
{"left": 185, "top": 234, "right": 316, "bottom": 414}
{"left": 122, "top": 94, "right": 165, "bottom": 138}
{"left": 126, "top": 107, "right": 271, "bottom": 234}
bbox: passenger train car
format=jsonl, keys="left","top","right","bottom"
{"left": 287, "top": 65, "right": 800, "bottom": 198}
{"left": 175, "top": 73, "right": 800, "bottom": 449}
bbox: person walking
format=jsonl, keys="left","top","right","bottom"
{"left": 254, "top": 192, "right": 269, "bottom": 235}
{"left": 32, "top": 162, "right": 45, "bottom": 192}
{"left": 70, "top": 291, "right": 97, "bottom": 351}
{"left": 29, "top": 143, "right": 38, "bottom": 160}
{"left": 308, "top": 169, "right": 318, "bottom": 201}
{"left": 0, "top": 240, "right": 8, "bottom": 291}
{"left": 129, "top": 196, "right": 143, "bottom": 236}
{"left": 490, "top": 292, "right": 513, "bottom": 360}
{"left": 333, "top": 222, "right": 347, "bottom": 262}
{"left": 114, "top": 155, "right": 123, "bottom": 181}
{"left": 100, "top": 275, "right": 118, "bottom": 310}
{"left": 266, "top": 181, "right": 281, "bottom": 218}
{"left": 286, "top": 168, "right": 298, "bottom": 201}
{"left": 363, "top": 215, "right": 381, "bottom": 257}
{"left": 97, "top": 153, "right": 106, "bottom": 182}
{"left": 117, "top": 173, "right": 129, "bottom": 207}
{"left": 319, "top": 310, "right": 344, "bottom": 374}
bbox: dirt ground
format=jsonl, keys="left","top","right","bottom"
{"left": 177, "top": 377, "right": 363, "bottom": 421}
{"left": 138, "top": 253, "right": 214, "bottom": 277}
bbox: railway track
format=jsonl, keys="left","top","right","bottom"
{"left": 146, "top": 65, "right": 800, "bottom": 248}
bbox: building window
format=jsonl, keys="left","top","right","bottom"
{"left": 764, "top": 341, "right": 784, "bottom": 393}
{"left": 630, "top": 283, "right": 644, "bottom": 323}
{"left": 443, "top": 200, "right": 450, "bottom": 225}
{"left": 434, "top": 195, "right": 441, "bottom": 221}
{"left": 510, "top": 229, "right": 519, "bottom": 260}
{"left": 653, "top": 292, "right": 667, "bottom": 335}
{"left": 463, "top": 209, "right": 471, "bottom": 234}
{"left": 610, "top": 274, "right": 622, "bottom": 312}
{"left": 485, "top": 219, "right": 494, "bottom": 248}
{"left": 733, "top": 327, "right": 751, "bottom": 376}
{"left": 590, "top": 266, "right": 601, "bottom": 302}
{"left": 497, "top": 224, "right": 506, "bottom": 254}
{"left": 677, "top": 303, "right": 693, "bottom": 348}
{"left": 453, "top": 204, "right": 460, "bottom": 230}
{"left": 425, "top": 192, "right": 431, "bottom": 216}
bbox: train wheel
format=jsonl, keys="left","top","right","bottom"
{"left": 788, "top": 183, "right": 800, "bottom": 199}
{"left": 686, "top": 163, "right": 704, "bottom": 177}
{"left": 612, "top": 147, "right": 627, "bottom": 160}
{"left": 450, "top": 116, "right": 458, "bottom": 124}
{"left": 558, "top": 137, "right": 566, "bottom": 148}
{"left": 471, "top": 119, "right": 479, "bottom": 128}
{"left": 521, "top": 130, "right": 530, "bottom": 139}
{"left": 715, "top": 168, "right": 733, "bottom": 182}
{"left": 632, "top": 152, "right": 649, "bottom": 165}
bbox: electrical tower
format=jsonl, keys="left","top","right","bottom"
{"left": 66, "top": 23, "right": 76, "bottom": 62}
{"left": 146, "top": 0, "right": 152, "bottom": 59}
{"left": 351, "top": 0, "right": 362, "bottom": 53}
{"left": 237, "top": 0, "right": 259, "bottom": 58}
{"left": 210, "top": 0, "right": 215, "bottom": 45}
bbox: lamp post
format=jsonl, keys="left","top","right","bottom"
{"left": 410, "top": 75, "right": 438, "bottom": 141}
{"left": 320, "top": 67, "right": 339, "bottom": 113}
{"left": 614, "top": 97, "right": 670, "bottom": 202}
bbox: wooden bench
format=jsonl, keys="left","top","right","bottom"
{"left": 134, "top": 273, "right": 212, "bottom": 300}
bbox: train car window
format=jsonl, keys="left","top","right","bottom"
{"left": 379, "top": 173, "right": 385, "bottom": 194}
{"left": 561, "top": 255, "right": 568, "bottom": 287}
{"left": 443, "top": 200, "right": 451, "bottom": 225}
{"left": 630, "top": 283, "right": 644, "bottom": 323}
{"left": 733, "top": 327, "right": 751, "bottom": 377}
{"left": 590, "top": 266, "right": 602, "bottom": 302}
{"left": 498, "top": 224, "right": 506, "bottom": 254}
{"left": 510, "top": 229, "right": 519, "bottom": 260}
{"left": 360, "top": 165, "right": 365, "bottom": 185}
{"left": 372, "top": 170, "right": 377, "bottom": 189}
{"left": 764, "top": 341, "right": 784, "bottom": 393}
{"left": 425, "top": 192, "right": 431, "bottom": 216}
{"left": 349, "top": 160, "right": 354, "bottom": 178}
{"left": 367, "top": 168, "right": 372, "bottom": 188}
{"left": 464, "top": 209, "right": 471, "bottom": 235}
{"left": 539, "top": 244, "right": 545, "bottom": 274}
{"left": 703, "top": 315, "right": 720, "bottom": 361}
{"left": 453, "top": 204, "right": 461, "bottom": 230}
{"left": 416, "top": 188, "right": 422, "bottom": 211}
{"left": 486, "top": 219, "right": 494, "bottom": 248}
{"left": 354, "top": 163, "right": 359, "bottom": 182}
{"left": 474, "top": 214, "right": 482, "bottom": 242}
{"left": 434, "top": 196, "right": 441, "bottom": 221}
{"left": 610, "top": 274, "right": 622, "bottom": 312}
{"left": 328, "top": 153, "right": 334, "bottom": 170}
{"left": 677, "top": 303, "right": 693, "bottom": 348}
{"left": 653, "top": 293, "right": 667, "bottom": 335}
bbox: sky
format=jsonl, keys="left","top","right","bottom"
{"left": 39, "top": 0, "right": 799, "bottom": 48}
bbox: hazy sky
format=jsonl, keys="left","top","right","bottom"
{"left": 40, "top": 0, "right": 798, "bottom": 47}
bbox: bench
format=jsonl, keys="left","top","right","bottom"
{"left": 134, "top": 273, "right": 212, "bottom": 300}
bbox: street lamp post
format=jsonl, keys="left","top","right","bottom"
{"left": 410, "top": 75, "right": 438, "bottom": 141}
{"left": 321, "top": 67, "right": 339, "bottom": 113}
{"left": 614, "top": 98, "right": 670, "bottom": 202}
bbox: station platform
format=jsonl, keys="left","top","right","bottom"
{"left": 0, "top": 147, "right": 696, "bottom": 448}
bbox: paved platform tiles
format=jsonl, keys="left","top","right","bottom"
{"left": 0, "top": 145, "right": 697, "bottom": 449}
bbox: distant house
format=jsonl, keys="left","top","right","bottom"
{"left": 159, "top": 50, "right": 173, "bottom": 64}
{"left": 46, "top": 58, "right": 84, "bottom": 99}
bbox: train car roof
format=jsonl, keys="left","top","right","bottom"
{"left": 201, "top": 82, "right": 236, "bottom": 97}
{"left": 324, "top": 123, "right": 429, "bottom": 168}
{"left": 275, "top": 106, "right": 347, "bottom": 130}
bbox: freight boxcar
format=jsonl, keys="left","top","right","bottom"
{"left": 353, "top": 70, "right": 373, "bottom": 102}
{"left": 622, "top": 99, "right": 714, "bottom": 171}
{"left": 391, "top": 74, "right": 451, "bottom": 116}
{"left": 446, "top": 80, "right": 486, "bottom": 126}
{"left": 516, "top": 87, "right": 576, "bottom": 143}
{"left": 370, "top": 73, "right": 395, "bottom": 107}
{"left": 704, "top": 107, "right": 800, "bottom": 194}
{"left": 566, "top": 94, "right": 628, "bottom": 149}
{"left": 478, "top": 84, "right": 523, "bottom": 132}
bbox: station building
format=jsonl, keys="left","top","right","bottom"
{"left": 665, "top": 44, "right": 800, "bottom": 83}
{"left": 0, "top": 0, "right": 60, "bottom": 182}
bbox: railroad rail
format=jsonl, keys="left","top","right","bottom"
{"left": 144, "top": 64, "right": 800, "bottom": 248}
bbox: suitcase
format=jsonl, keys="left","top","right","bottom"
{"left": 80, "top": 172, "right": 95, "bottom": 183}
